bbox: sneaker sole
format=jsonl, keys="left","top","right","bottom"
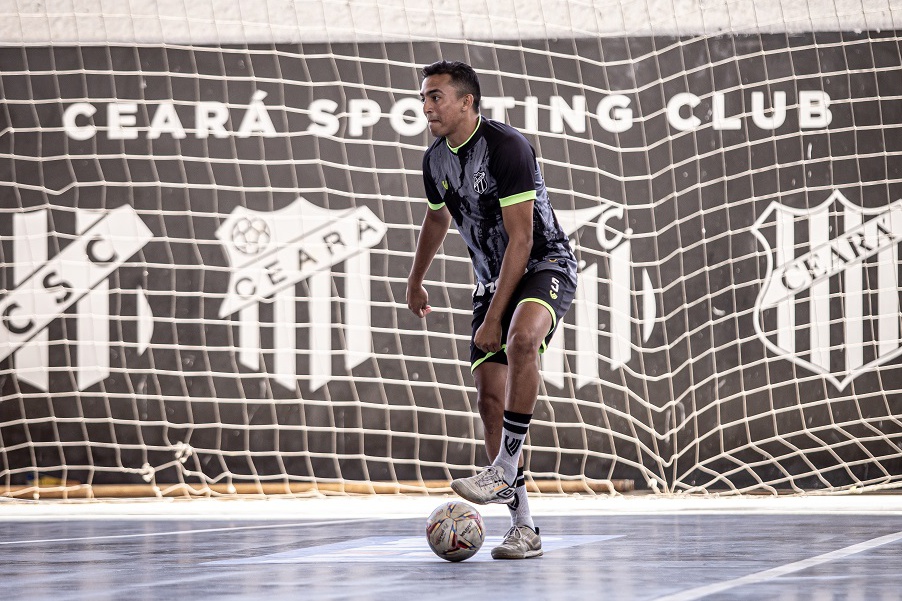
{"left": 449, "top": 480, "right": 485, "bottom": 504}
{"left": 491, "top": 548, "right": 544, "bottom": 560}
{"left": 450, "top": 480, "right": 515, "bottom": 505}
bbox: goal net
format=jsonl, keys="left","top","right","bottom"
{"left": 1, "top": 0, "right": 901, "bottom": 498}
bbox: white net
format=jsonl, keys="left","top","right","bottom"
{"left": 1, "top": 0, "right": 901, "bottom": 498}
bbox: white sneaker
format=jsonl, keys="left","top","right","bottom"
{"left": 491, "top": 525, "right": 543, "bottom": 560}
{"left": 450, "top": 465, "right": 516, "bottom": 505}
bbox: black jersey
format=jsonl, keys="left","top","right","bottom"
{"left": 422, "top": 116, "right": 576, "bottom": 287}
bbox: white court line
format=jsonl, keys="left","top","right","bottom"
{"left": 206, "top": 534, "right": 622, "bottom": 565}
{"left": 0, "top": 518, "right": 371, "bottom": 547}
{"left": 654, "top": 530, "right": 902, "bottom": 601}
{"left": 2, "top": 495, "right": 902, "bottom": 520}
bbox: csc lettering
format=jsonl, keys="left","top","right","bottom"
{"left": 1, "top": 235, "right": 117, "bottom": 336}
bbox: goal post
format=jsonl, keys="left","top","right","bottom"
{"left": 1, "top": 0, "right": 901, "bottom": 499}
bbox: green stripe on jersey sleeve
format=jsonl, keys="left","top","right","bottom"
{"left": 428, "top": 201, "right": 446, "bottom": 210}
{"left": 499, "top": 190, "right": 537, "bottom": 207}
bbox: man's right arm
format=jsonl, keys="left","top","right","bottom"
{"left": 407, "top": 206, "right": 452, "bottom": 318}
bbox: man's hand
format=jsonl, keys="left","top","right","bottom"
{"left": 474, "top": 317, "right": 502, "bottom": 353}
{"left": 406, "top": 282, "right": 433, "bottom": 318}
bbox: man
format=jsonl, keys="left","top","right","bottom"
{"left": 407, "top": 60, "right": 578, "bottom": 560}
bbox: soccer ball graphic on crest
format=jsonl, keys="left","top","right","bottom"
{"left": 231, "top": 216, "right": 272, "bottom": 255}
{"left": 425, "top": 501, "right": 485, "bottom": 562}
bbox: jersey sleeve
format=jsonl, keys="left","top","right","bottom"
{"left": 492, "top": 133, "right": 538, "bottom": 207}
{"left": 422, "top": 151, "right": 446, "bottom": 210}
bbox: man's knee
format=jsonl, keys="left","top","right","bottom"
{"left": 475, "top": 364, "right": 506, "bottom": 420}
{"left": 477, "top": 388, "right": 504, "bottom": 420}
{"left": 506, "top": 327, "right": 543, "bottom": 363}
{"left": 507, "top": 302, "right": 552, "bottom": 363}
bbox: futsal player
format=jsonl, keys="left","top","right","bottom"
{"left": 406, "top": 60, "right": 578, "bottom": 560}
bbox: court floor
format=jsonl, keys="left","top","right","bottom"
{"left": 2, "top": 494, "right": 901, "bottom": 600}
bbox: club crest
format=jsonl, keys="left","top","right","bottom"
{"left": 215, "top": 197, "right": 387, "bottom": 390}
{"left": 473, "top": 170, "right": 487, "bottom": 194}
{"left": 751, "top": 190, "right": 902, "bottom": 389}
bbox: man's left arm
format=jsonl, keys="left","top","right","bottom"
{"left": 473, "top": 199, "right": 533, "bottom": 353}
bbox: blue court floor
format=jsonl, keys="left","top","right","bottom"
{"left": 1, "top": 495, "right": 901, "bottom": 600}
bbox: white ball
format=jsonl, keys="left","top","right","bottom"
{"left": 425, "top": 501, "right": 485, "bottom": 562}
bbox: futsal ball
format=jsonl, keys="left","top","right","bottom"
{"left": 425, "top": 501, "right": 485, "bottom": 562}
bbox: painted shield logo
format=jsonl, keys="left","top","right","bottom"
{"left": 0, "top": 206, "right": 154, "bottom": 391}
{"left": 215, "top": 197, "right": 387, "bottom": 390}
{"left": 544, "top": 204, "right": 657, "bottom": 388}
{"left": 751, "top": 190, "right": 902, "bottom": 389}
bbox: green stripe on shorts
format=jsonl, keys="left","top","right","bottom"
{"left": 517, "top": 297, "right": 557, "bottom": 332}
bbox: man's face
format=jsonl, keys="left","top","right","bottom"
{"left": 420, "top": 73, "right": 471, "bottom": 139}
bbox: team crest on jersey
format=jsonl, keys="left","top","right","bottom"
{"left": 752, "top": 190, "right": 902, "bottom": 389}
{"left": 473, "top": 170, "right": 487, "bottom": 194}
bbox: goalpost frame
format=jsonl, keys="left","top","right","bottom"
{"left": 1, "top": 0, "right": 901, "bottom": 499}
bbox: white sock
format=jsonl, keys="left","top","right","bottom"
{"left": 508, "top": 466, "right": 536, "bottom": 531}
{"left": 492, "top": 411, "right": 532, "bottom": 486}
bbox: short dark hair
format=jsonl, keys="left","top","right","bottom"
{"left": 422, "top": 60, "right": 481, "bottom": 111}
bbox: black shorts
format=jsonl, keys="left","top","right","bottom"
{"left": 470, "top": 267, "right": 577, "bottom": 372}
